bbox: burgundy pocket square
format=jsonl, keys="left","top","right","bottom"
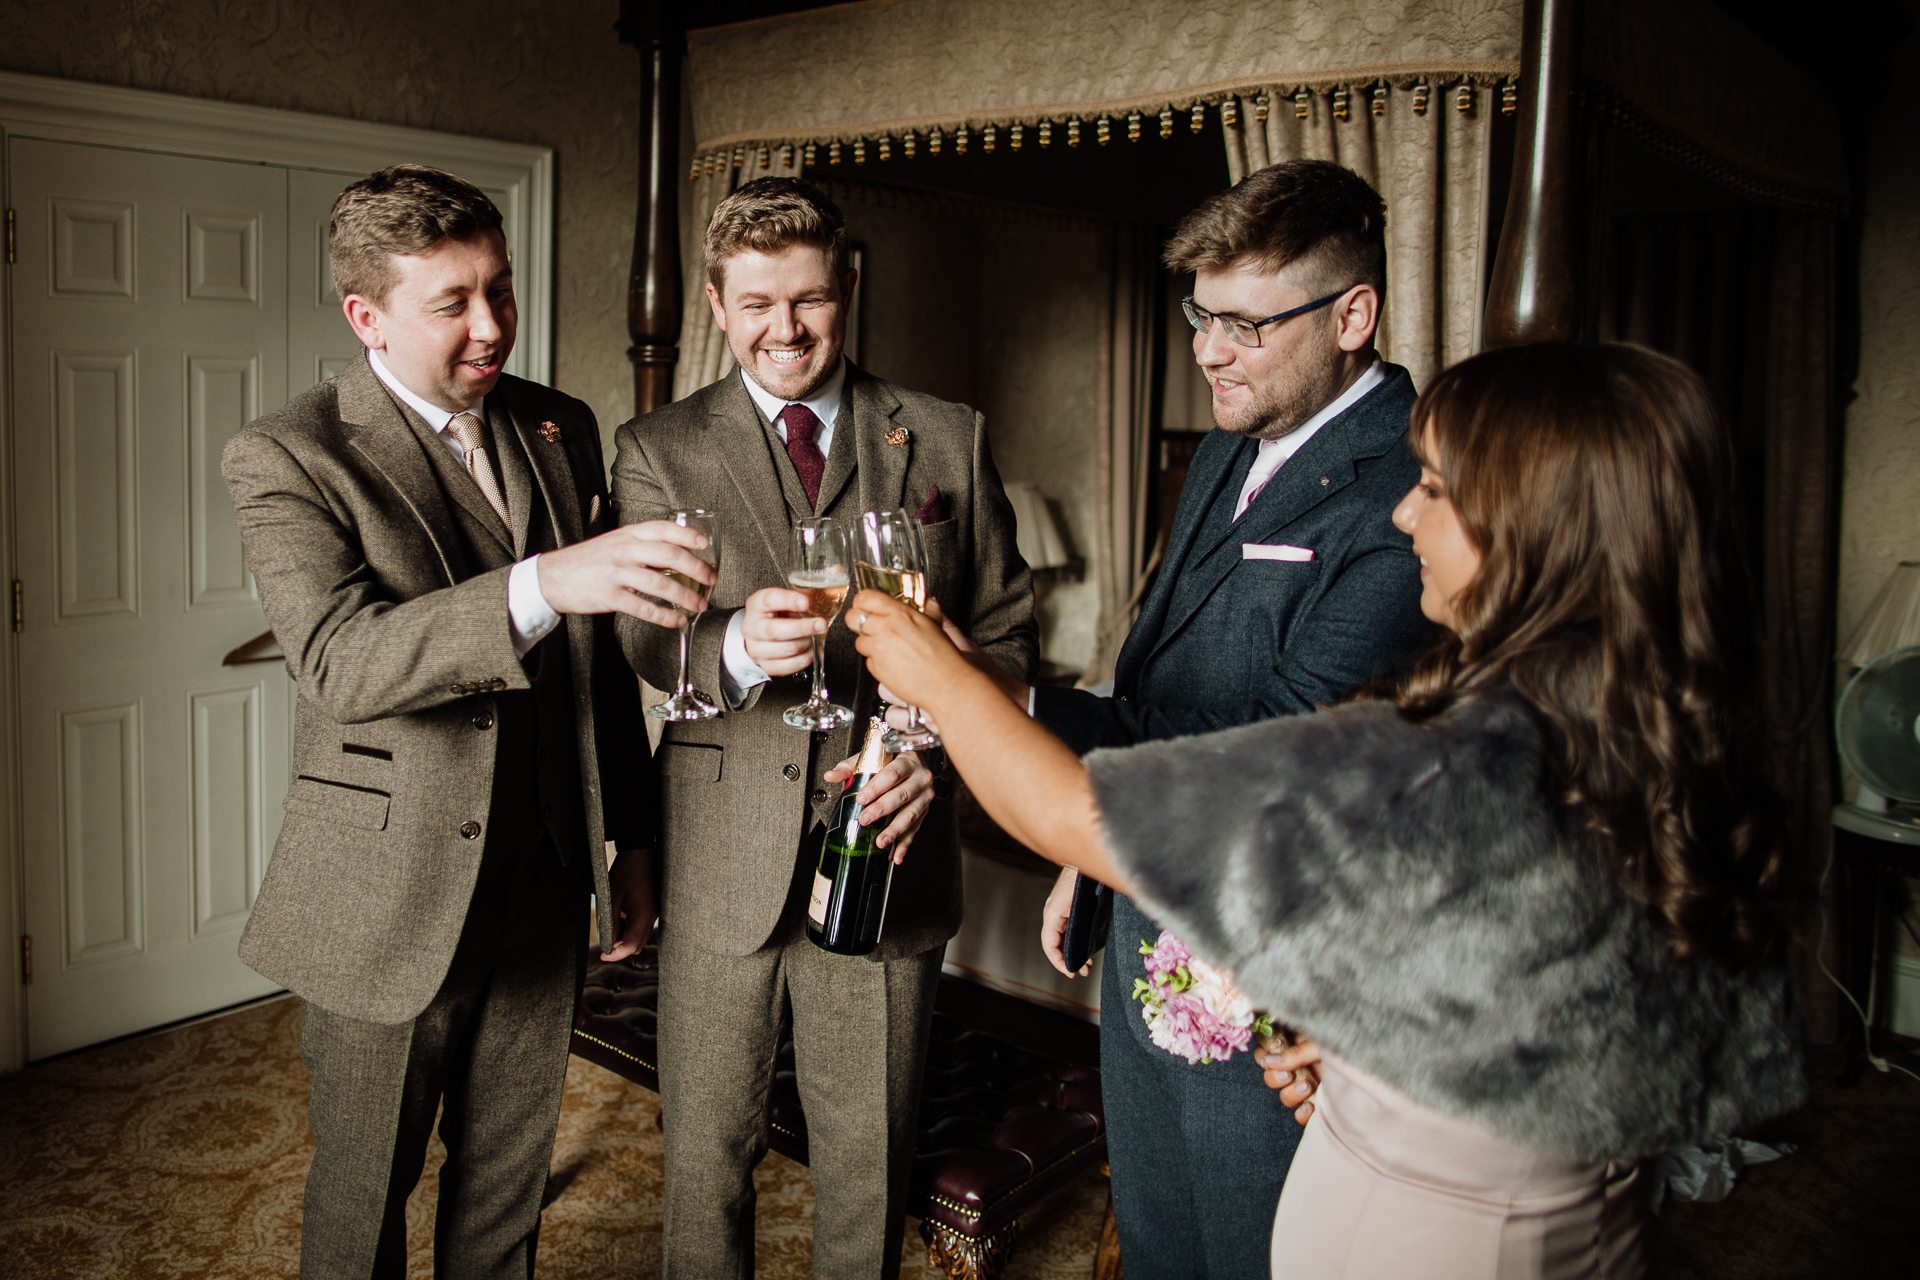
{"left": 913, "top": 485, "right": 949, "bottom": 525}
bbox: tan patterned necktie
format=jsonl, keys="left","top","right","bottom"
{"left": 447, "top": 412, "right": 510, "bottom": 527}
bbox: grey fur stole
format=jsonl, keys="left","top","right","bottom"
{"left": 1088, "top": 693, "right": 1806, "bottom": 1163}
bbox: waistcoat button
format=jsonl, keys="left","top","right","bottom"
{"left": 782, "top": 763, "right": 801, "bottom": 782}
{"left": 810, "top": 788, "right": 828, "bottom": 803}
{"left": 460, "top": 821, "right": 481, "bottom": 839}
{"left": 472, "top": 711, "right": 494, "bottom": 731}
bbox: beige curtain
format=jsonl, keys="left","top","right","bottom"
{"left": 1085, "top": 224, "right": 1160, "bottom": 688}
{"left": 1221, "top": 82, "right": 1492, "bottom": 388}
{"left": 672, "top": 147, "right": 804, "bottom": 403}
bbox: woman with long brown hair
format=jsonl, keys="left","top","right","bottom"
{"left": 848, "top": 343, "right": 1804, "bottom": 1278}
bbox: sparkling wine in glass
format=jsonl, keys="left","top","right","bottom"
{"left": 854, "top": 509, "right": 939, "bottom": 752}
{"left": 648, "top": 509, "right": 723, "bottom": 722}
{"left": 783, "top": 517, "right": 855, "bottom": 731}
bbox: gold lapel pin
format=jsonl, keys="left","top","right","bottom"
{"left": 539, "top": 420, "right": 561, "bottom": 443}
{"left": 885, "top": 426, "right": 910, "bottom": 448}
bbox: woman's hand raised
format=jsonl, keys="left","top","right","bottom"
{"left": 847, "top": 589, "right": 981, "bottom": 718}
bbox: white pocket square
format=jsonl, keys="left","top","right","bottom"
{"left": 1243, "top": 543, "right": 1314, "bottom": 562}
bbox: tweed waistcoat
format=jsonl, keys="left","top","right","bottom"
{"left": 400, "top": 400, "right": 586, "bottom": 881}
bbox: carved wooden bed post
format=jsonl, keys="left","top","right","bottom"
{"left": 1484, "top": 0, "right": 1583, "bottom": 345}
{"left": 617, "top": 0, "right": 685, "bottom": 415}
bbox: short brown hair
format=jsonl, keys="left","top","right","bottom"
{"left": 1164, "top": 160, "right": 1386, "bottom": 298}
{"left": 329, "top": 165, "right": 503, "bottom": 305}
{"left": 704, "top": 177, "right": 849, "bottom": 289}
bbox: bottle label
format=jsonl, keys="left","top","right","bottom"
{"left": 808, "top": 871, "right": 832, "bottom": 926}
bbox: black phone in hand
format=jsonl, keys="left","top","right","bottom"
{"left": 1060, "top": 872, "right": 1112, "bottom": 974}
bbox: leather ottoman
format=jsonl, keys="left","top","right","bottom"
{"left": 573, "top": 943, "right": 1108, "bottom": 1278}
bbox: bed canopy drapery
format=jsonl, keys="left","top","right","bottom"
{"left": 629, "top": 0, "right": 1854, "bottom": 1042}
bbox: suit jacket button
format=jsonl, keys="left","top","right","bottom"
{"left": 460, "top": 821, "right": 482, "bottom": 839}
{"left": 472, "top": 712, "right": 494, "bottom": 731}
{"left": 783, "top": 763, "right": 801, "bottom": 782}
{"left": 810, "top": 788, "right": 828, "bottom": 803}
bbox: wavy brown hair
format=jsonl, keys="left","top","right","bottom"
{"left": 1382, "top": 343, "right": 1788, "bottom": 966}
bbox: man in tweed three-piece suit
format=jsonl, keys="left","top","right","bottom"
{"left": 613, "top": 177, "right": 1036, "bottom": 1279}
{"left": 222, "top": 166, "right": 715, "bottom": 1278}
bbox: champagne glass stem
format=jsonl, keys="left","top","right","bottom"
{"left": 675, "top": 613, "right": 695, "bottom": 697}
{"left": 810, "top": 632, "right": 827, "bottom": 705}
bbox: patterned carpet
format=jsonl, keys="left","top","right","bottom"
{"left": 3, "top": 996, "right": 1916, "bottom": 1279}
{"left": 0, "top": 996, "right": 1108, "bottom": 1279}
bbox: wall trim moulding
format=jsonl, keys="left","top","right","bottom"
{"left": 0, "top": 70, "right": 555, "bottom": 382}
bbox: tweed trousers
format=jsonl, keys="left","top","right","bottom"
{"left": 657, "top": 851, "right": 943, "bottom": 1280}
{"left": 296, "top": 840, "right": 585, "bottom": 1280}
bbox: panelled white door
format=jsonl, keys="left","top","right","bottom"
{"left": 10, "top": 138, "right": 310, "bottom": 1058}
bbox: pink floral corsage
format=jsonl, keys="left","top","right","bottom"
{"left": 1132, "top": 930, "right": 1282, "bottom": 1065}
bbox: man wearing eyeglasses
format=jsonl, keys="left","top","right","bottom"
{"left": 1028, "top": 160, "right": 1435, "bottom": 1278}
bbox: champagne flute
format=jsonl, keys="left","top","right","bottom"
{"left": 783, "top": 517, "right": 855, "bottom": 731}
{"left": 854, "top": 509, "right": 940, "bottom": 752}
{"left": 648, "top": 509, "right": 723, "bottom": 722}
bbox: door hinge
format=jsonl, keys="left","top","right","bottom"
{"left": 20, "top": 936, "right": 29, "bottom": 985}
{"left": 10, "top": 580, "right": 19, "bottom": 633}
{"left": 5, "top": 209, "right": 13, "bottom": 266}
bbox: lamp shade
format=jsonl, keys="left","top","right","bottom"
{"left": 1839, "top": 561, "right": 1920, "bottom": 668}
{"left": 1003, "top": 482, "right": 1071, "bottom": 570}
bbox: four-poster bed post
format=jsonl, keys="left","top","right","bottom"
{"left": 617, "top": 0, "right": 685, "bottom": 416}
{"left": 1485, "top": 0, "right": 1584, "bottom": 345}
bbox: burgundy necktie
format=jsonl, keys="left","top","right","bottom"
{"left": 779, "top": 403, "right": 826, "bottom": 509}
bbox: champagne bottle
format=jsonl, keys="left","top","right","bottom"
{"left": 807, "top": 717, "right": 897, "bottom": 955}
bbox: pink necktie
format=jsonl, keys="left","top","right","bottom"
{"left": 447, "top": 412, "right": 510, "bottom": 527}
{"left": 779, "top": 404, "right": 826, "bottom": 509}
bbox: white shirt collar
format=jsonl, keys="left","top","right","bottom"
{"left": 739, "top": 357, "right": 847, "bottom": 443}
{"left": 367, "top": 348, "right": 483, "bottom": 434}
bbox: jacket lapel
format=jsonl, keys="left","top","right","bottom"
{"left": 712, "top": 373, "right": 803, "bottom": 574}
{"left": 1114, "top": 431, "right": 1244, "bottom": 689}
{"left": 338, "top": 356, "right": 468, "bottom": 584}
{"left": 487, "top": 397, "right": 541, "bottom": 556}
{"left": 846, "top": 368, "right": 908, "bottom": 521}
{"left": 812, "top": 370, "right": 862, "bottom": 516}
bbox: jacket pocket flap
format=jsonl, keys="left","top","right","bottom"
{"left": 657, "top": 742, "right": 723, "bottom": 782}
{"left": 284, "top": 776, "right": 391, "bottom": 831}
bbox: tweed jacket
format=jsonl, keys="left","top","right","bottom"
{"left": 1091, "top": 692, "right": 1808, "bottom": 1163}
{"left": 222, "top": 355, "right": 649, "bottom": 1023}
{"left": 1035, "top": 364, "right": 1434, "bottom": 753}
{"left": 611, "top": 363, "right": 1036, "bottom": 961}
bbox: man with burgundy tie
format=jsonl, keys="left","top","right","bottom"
{"left": 610, "top": 176, "right": 1035, "bottom": 1278}
{"left": 223, "top": 165, "right": 712, "bottom": 1277}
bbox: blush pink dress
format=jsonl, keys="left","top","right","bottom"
{"left": 1270, "top": 1055, "right": 1651, "bottom": 1280}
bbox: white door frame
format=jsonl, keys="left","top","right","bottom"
{"left": 0, "top": 70, "right": 556, "bottom": 1071}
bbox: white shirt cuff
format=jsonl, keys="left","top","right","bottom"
{"left": 722, "top": 610, "right": 772, "bottom": 701}
{"left": 509, "top": 555, "right": 562, "bottom": 657}
{"left": 1027, "top": 685, "right": 1037, "bottom": 717}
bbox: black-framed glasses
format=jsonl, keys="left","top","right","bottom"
{"left": 1181, "top": 288, "right": 1351, "bottom": 348}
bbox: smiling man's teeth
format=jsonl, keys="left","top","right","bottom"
{"left": 765, "top": 349, "right": 807, "bottom": 364}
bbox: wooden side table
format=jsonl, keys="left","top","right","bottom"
{"left": 1831, "top": 804, "right": 1920, "bottom": 1084}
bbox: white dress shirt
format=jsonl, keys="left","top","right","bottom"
{"left": 1232, "top": 359, "right": 1386, "bottom": 520}
{"left": 720, "top": 359, "right": 849, "bottom": 701}
{"left": 367, "top": 349, "right": 559, "bottom": 658}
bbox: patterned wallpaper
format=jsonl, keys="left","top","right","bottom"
{"left": 0, "top": 0, "right": 643, "bottom": 447}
